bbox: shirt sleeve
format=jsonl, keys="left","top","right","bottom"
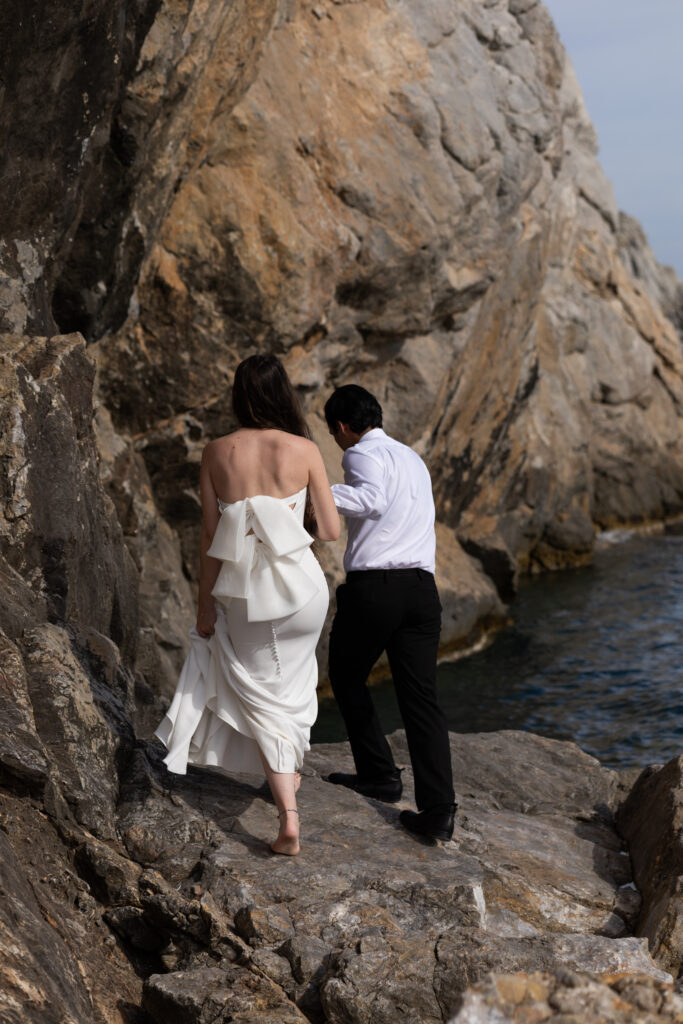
{"left": 331, "top": 448, "right": 388, "bottom": 520}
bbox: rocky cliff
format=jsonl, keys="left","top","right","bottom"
{"left": 3, "top": 700, "right": 683, "bottom": 1022}
{"left": 2, "top": 0, "right": 683, "bottom": 1019}
{"left": 3, "top": 0, "right": 683, "bottom": 689}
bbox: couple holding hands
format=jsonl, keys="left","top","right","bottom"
{"left": 156, "top": 354, "right": 456, "bottom": 855}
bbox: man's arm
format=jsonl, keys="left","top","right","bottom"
{"left": 331, "top": 448, "right": 388, "bottom": 520}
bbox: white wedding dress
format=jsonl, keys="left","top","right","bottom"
{"left": 155, "top": 487, "right": 328, "bottom": 775}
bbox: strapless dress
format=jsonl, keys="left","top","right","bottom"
{"left": 155, "top": 487, "right": 328, "bottom": 775}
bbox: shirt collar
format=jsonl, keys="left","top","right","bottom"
{"left": 355, "top": 427, "right": 386, "bottom": 446}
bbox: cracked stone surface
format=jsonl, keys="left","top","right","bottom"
{"left": 448, "top": 970, "right": 683, "bottom": 1023}
{"left": 2, "top": 654, "right": 683, "bottom": 1023}
{"left": 2, "top": 1, "right": 683, "bottom": 1021}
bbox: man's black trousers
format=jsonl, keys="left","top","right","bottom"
{"left": 328, "top": 567, "right": 454, "bottom": 810}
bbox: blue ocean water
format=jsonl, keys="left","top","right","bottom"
{"left": 312, "top": 533, "right": 683, "bottom": 769}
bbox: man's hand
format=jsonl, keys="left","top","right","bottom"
{"left": 196, "top": 600, "right": 217, "bottom": 638}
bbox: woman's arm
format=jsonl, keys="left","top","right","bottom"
{"left": 197, "top": 445, "right": 221, "bottom": 637}
{"left": 307, "top": 444, "right": 341, "bottom": 542}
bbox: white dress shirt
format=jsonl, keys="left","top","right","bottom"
{"left": 330, "top": 428, "right": 436, "bottom": 574}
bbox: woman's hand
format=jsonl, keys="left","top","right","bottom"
{"left": 196, "top": 600, "right": 217, "bottom": 638}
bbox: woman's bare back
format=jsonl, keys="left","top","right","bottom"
{"left": 205, "top": 428, "right": 312, "bottom": 504}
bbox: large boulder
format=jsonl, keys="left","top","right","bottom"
{"left": 617, "top": 757, "right": 683, "bottom": 975}
{"left": 0, "top": 792, "right": 145, "bottom": 1024}
{"left": 0, "top": 830, "right": 99, "bottom": 1024}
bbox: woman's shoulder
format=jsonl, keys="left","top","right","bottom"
{"left": 206, "top": 428, "right": 317, "bottom": 448}
{"left": 265, "top": 430, "right": 317, "bottom": 454}
{"left": 204, "top": 428, "right": 251, "bottom": 449}
{"left": 204, "top": 429, "right": 317, "bottom": 459}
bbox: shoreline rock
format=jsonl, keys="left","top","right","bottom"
{"left": 3, "top": 718, "right": 683, "bottom": 1022}
{"left": 617, "top": 757, "right": 683, "bottom": 976}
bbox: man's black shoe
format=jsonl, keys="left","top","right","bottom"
{"left": 327, "top": 771, "right": 402, "bottom": 803}
{"left": 399, "top": 802, "right": 457, "bottom": 842}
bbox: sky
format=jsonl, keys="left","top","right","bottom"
{"left": 542, "top": 0, "right": 683, "bottom": 277}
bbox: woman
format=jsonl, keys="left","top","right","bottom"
{"left": 155, "top": 354, "right": 340, "bottom": 855}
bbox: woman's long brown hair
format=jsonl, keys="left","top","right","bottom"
{"left": 232, "top": 354, "right": 310, "bottom": 438}
{"left": 232, "top": 354, "right": 316, "bottom": 532}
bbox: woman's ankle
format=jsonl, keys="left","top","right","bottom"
{"left": 278, "top": 807, "right": 299, "bottom": 837}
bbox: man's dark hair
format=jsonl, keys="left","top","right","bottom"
{"left": 324, "top": 384, "right": 383, "bottom": 434}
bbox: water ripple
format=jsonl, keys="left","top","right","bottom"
{"left": 312, "top": 533, "right": 683, "bottom": 769}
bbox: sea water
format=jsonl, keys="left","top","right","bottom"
{"left": 312, "top": 533, "right": 683, "bottom": 769}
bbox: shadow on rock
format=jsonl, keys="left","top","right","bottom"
{"left": 116, "top": 740, "right": 268, "bottom": 881}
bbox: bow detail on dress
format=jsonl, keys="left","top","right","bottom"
{"left": 208, "top": 489, "right": 318, "bottom": 621}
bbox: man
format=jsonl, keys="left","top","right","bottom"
{"left": 325, "top": 384, "right": 456, "bottom": 842}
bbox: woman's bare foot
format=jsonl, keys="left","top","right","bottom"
{"left": 270, "top": 809, "right": 300, "bottom": 856}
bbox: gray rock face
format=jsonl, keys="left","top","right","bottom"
{"left": 0, "top": 629, "right": 49, "bottom": 796}
{"left": 0, "top": 0, "right": 159, "bottom": 334}
{"left": 47, "top": 729, "right": 678, "bottom": 1023}
{"left": 3, "top": 665, "right": 683, "bottom": 1024}
{"left": 91, "top": 0, "right": 683, "bottom": 596}
{"left": 0, "top": 789, "right": 145, "bottom": 1023}
{"left": 21, "top": 624, "right": 123, "bottom": 838}
{"left": 93, "top": 401, "right": 198, "bottom": 698}
{"left": 0, "top": 0, "right": 277, "bottom": 340}
{"left": 0, "top": 335, "right": 138, "bottom": 659}
{"left": 0, "top": 830, "right": 96, "bottom": 1024}
{"left": 3, "top": 0, "right": 683, "bottom": 671}
{"left": 617, "top": 757, "right": 683, "bottom": 974}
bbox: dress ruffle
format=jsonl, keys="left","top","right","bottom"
{"left": 208, "top": 490, "right": 319, "bottom": 621}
